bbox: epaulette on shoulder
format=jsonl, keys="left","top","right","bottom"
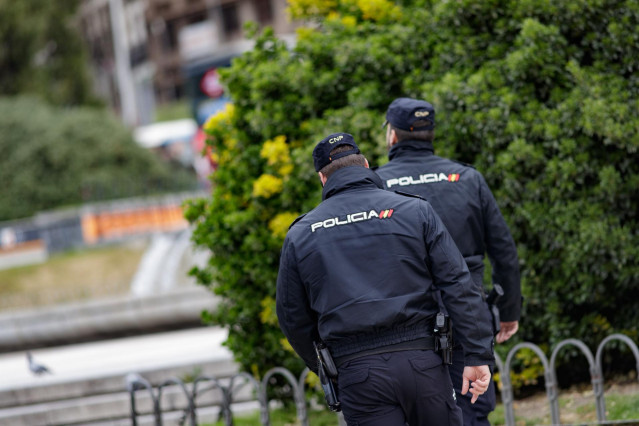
{"left": 394, "top": 190, "right": 426, "bottom": 201}
{"left": 289, "top": 213, "right": 307, "bottom": 229}
{"left": 451, "top": 159, "right": 476, "bottom": 169}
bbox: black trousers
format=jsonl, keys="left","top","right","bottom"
{"left": 448, "top": 348, "right": 496, "bottom": 426}
{"left": 337, "top": 350, "right": 463, "bottom": 425}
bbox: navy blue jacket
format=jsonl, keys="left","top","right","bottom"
{"left": 276, "top": 166, "right": 494, "bottom": 372}
{"left": 376, "top": 140, "right": 521, "bottom": 321}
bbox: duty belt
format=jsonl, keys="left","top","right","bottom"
{"left": 334, "top": 336, "right": 436, "bottom": 368}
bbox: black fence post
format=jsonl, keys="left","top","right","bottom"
{"left": 228, "top": 372, "right": 262, "bottom": 426}
{"left": 157, "top": 377, "right": 196, "bottom": 426}
{"left": 548, "top": 339, "right": 596, "bottom": 424}
{"left": 262, "top": 367, "right": 309, "bottom": 426}
{"left": 503, "top": 342, "right": 551, "bottom": 426}
{"left": 125, "top": 372, "right": 161, "bottom": 426}
{"left": 192, "top": 375, "right": 233, "bottom": 426}
{"left": 594, "top": 333, "right": 639, "bottom": 423}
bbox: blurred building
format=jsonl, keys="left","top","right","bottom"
{"left": 79, "top": 0, "right": 154, "bottom": 126}
{"left": 77, "top": 0, "right": 298, "bottom": 127}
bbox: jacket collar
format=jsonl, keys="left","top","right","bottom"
{"left": 388, "top": 140, "right": 435, "bottom": 161}
{"left": 322, "top": 166, "right": 384, "bottom": 201}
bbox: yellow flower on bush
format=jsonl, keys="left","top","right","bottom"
{"left": 268, "top": 212, "right": 300, "bottom": 239}
{"left": 259, "top": 296, "right": 278, "bottom": 326}
{"left": 224, "top": 137, "right": 238, "bottom": 150}
{"left": 203, "top": 102, "right": 235, "bottom": 133}
{"left": 261, "top": 135, "right": 289, "bottom": 165}
{"left": 341, "top": 15, "right": 357, "bottom": 27}
{"left": 287, "top": 0, "right": 337, "bottom": 19}
{"left": 260, "top": 135, "right": 294, "bottom": 176}
{"left": 252, "top": 174, "right": 283, "bottom": 198}
{"left": 326, "top": 11, "right": 341, "bottom": 22}
{"left": 356, "top": 0, "right": 401, "bottom": 21}
{"left": 278, "top": 163, "right": 294, "bottom": 176}
{"left": 296, "top": 27, "right": 316, "bottom": 42}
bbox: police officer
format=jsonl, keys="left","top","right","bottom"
{"left": 376, "top": 98, "right": 522, "bottom": 426}
{"left": 276, "top": 132, "right": 495, "bottom": 426}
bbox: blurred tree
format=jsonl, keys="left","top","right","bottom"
{"left": 0, "top": 2, "right": 200, "bottom": 221}
{"left": 0, "top": 0, "right": 99, "bottom": 106}
{"left": 0, "top": 96, "right": 198, "bottom": 221}
{"left": 185, "top": 0, "right": 639, "bottom": 385}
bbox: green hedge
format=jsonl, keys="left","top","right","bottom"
{"left": 185, "top": 0, "right": 639, "bottom": 384}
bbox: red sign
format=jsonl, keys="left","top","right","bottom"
{"left": 200, "top": 69, "right": 224, "bottom": 98}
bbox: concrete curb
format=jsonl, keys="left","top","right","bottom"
{"left": 0, "top": 287, "right": 218, "bottom": 351}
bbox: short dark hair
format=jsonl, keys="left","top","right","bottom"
{"left": 319, "top": 145, "right": 366, "bottom": 179}
{"left": 391, "top": 125, "right": 434, "bottom": 143}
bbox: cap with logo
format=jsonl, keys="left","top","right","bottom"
{"left": 383, "top": 97, "right": 435, "bottom": 131}
{"left": 313, "top": 132, "right": 361, "bottom": 172}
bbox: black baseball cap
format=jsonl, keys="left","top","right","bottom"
{"left": 313, "top": 132, "right": 361, "bottom": 172}
{"left": 383, "top": 97, "right": 435, "bottom": 131}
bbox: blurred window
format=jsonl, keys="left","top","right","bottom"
{"left": 254, "top": 0, "right": 273, "bottom": 24}
{"left": 221, "top": 4, "right": 239, "bottom": 36}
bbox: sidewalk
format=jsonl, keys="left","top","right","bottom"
{"left": 0, "top": 326, "right": 232, "bottom": 392}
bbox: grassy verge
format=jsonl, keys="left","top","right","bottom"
{"left": 489, "top": 381, "right": 639, "bottom": 425}
{"left": 206, "top": 406, "right": 338, "bottom": 426}
{"left": 0, "top": 240, "right": 147, "bottom": 311}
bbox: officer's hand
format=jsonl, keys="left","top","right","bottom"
{"left": 496, "top": 321, "right": 519, "bottom": 343}
{"left": 461, "top": 365, "right": 491, "bottom": 404}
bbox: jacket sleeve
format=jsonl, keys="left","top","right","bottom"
{"left": 419, "top": 201, "right": 495, "bottom": 367}
{"left": 478, "top": 174, "right": 522, "bottom": 321}
{"left": 275, "top": 236, "right": 319, "bottom": 373}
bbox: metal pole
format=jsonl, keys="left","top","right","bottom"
{"left": 108, "top": 0, "right": 138, "bottom": 126}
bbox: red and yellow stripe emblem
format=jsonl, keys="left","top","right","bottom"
{"left": 379, "top": 209, "right": 394, "bottom": 218}
{"left": 448, "top": 173, "right": 460, "bottom": 182}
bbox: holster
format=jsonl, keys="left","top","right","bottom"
{"left": 314, "top": 341, "right": 341, "bottom": 412}
{"left": 434, "top": 312, "right": 453, "bottom": 365}
{"left": 318, "top": 343, "right": 338, "bottom": 378}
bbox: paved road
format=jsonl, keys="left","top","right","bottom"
{"left": 0, "top": 326, "right": 231, "bottom": 392}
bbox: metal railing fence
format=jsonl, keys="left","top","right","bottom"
{"left": 126, "top": 333, "right": 639, "bottom": 425}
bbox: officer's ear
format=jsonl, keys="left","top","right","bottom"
{"left": 365, "top": 159, "right": 369, "bottom": 168}
{"left": 318, "top": 172, "right": 328, "bottom": 186}
{"left": 388, "top": 128, "right": 399, "bottom": 147}
{"left": 385, "top": 125, "right": 399, "bottom": 150}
